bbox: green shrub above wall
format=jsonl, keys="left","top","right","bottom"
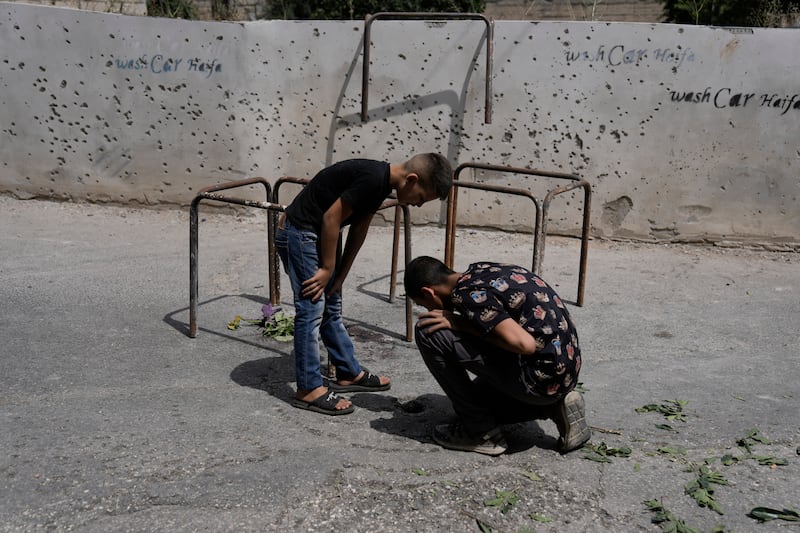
{"left": 264, "top": 0, "right": 486, "bottom": 20}
{"left": 661, "top": 0, "right": 799, "bottom": 27}
{"left": 147, "top": 0, "right": 198, "bottom": 18}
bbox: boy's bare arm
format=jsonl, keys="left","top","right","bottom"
{"left": 301, "top": 198, "right": 353, "bottom": 302}
{"left": 329, "top": 213, "right": 374, "bottom": 297}
{"left": 489, "top": 318, "right": 538, "bottom": 354}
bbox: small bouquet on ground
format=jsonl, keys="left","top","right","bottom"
{"left": 227, "top": 303, "right": 294, "bottom": 342}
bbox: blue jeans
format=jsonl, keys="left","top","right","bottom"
{"left": 275, "top": 220, "right": 361, "bottom": 390}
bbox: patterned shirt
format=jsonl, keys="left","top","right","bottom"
{"left": 451, "top": 262, "right": 582, "bottom": 397}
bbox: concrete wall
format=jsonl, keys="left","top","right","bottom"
{"left": 1, "top": 3, "right": 798, "bottom": 245}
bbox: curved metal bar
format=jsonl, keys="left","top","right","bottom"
{"left": 541, "top": 180, "right": 592, "bottom": 306}
{"left": 445, "top": 179, "right": 542, "bottom": 273}
{"left": 362, "top": 12, "right": 493, "bottom": 124}
{"left": 271, "top": 176, "right": 310, "bottom": 309}
{"left": 445, "top": 162, "right": 591, "bottom": 306}
{"left": 400, "top": 204, "right": 413, "bottom": 341}
{"left": 189, "top": 177, "right": 278, "bottom": 338}
{"left": 447, "top": 163, "right": 553, "bottom": 269}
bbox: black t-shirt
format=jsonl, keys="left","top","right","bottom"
{"left": 284, "top": 159, "right": 391, "bottom": 233}
{"left": 452, "top": 262, "right": 582, "bottom": 397}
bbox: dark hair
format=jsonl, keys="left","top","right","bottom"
{"left": 407, "top": 153, "right": 453, "bottom": 201}
{"left": 404, "top": 256, "right": 454, "bottom": 299}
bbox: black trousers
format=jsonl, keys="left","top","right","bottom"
{"left": 414, "top": 324, "right": 563, "bottom": 434}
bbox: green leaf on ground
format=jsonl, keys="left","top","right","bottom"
{"left": 477, "top": 519, "right": 493, "bottom": 533}
{"left": 685, "top": 465, "right": 727, "bottom": 515}
{"left": 262, "top": 310, "right": 294, "bottom": 341}
{"left": 227, "top": 315, "right": 242, "bottom": 330}
{"left": 484, "top": 489, "right": 519, "bottom": 514}
{"left": 750, "top": 455, "right": 788, "bottom": 466}
{"left": 530, "top": 513, "right": 552, "bottom": 522}
{"left": 521, "top": 470, "right": 542, "bottom": 481}
{"left": 657, "top": 445, "right": 686, "bottom": 457}
{"left": 582, "top": 442, "right": 632, "bottom": 463}
{"left": 737, "top": 427, "right": 771, "bottom": 453}
{"left": 643, "top": 500, "right": 700, "bottom": 533}
{"left": 636, "top": 399, "right": 688, "bottom": 422}
{"left": 735, "top": 429, "right": 788, "bottom": 465}
{"left": 228, "top": 307, "right": 294, "bottom": 341}
{"left": 747, "top": 506, "right": 800, "bottom": 523}
{"left": 583, "top": 453, "right": 612, "bottom": 463}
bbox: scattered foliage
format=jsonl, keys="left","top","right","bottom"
{"left": 684, "top": 465, "right": 728, "bottom": 515}
{"left": 736, "top": 427, "right": 771, "bottom": 453}
{"left": 635, "top": 399, "right": 688, "bottom": 422}
{"left": 582, "top": 442, "right": 632, "bottom": 463}
{"left": 751, "top": 455, "right": 788, "bottom": 466}
{"left": 644, "top": 499, "right": 700, "bottom": 533}
{"left": 657, "top": 445, "right": 687, "bottom": 457}
{"left": 730, "top": 428, "right": 789, "bottom": 466}
{"left": 228, "top": 303, "right": 294, "bottom": 341}
{"left": 484, "top": 489, "right": 519, "bottom": 514}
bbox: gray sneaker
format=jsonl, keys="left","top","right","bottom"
{"left": 551, "top": 390, "right": 591, "bottom": 453}
{"left": 432, "top": 424, "right": 508, "bottom": 456}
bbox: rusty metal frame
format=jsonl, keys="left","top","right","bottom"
{"left": 362, "top": 12, "right": 494, "bottom": 124}
{"left": 189, "top": 178, "right": 284, "bottom": 338}
{"left": 445, "top": 162, "right": 592, "bottom": 306}
{"left": 445, "top": 178, "right": 543, "bottom": 273}
{"left": 272, "top": 176, "right": 415, "bottom": 342}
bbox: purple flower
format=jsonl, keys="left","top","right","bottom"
{"left": 261, "top": 303, "right": 280, "bottom": 319}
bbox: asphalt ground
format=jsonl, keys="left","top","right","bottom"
{"left": 1, "top": 195, "right": 798, "bottom": 532}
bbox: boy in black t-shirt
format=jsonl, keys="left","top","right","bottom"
{"left": 276, "top": 155, "right": 452, "bottom": 416}
{"left": 404, "top": 256, "right": 591, "bottom": 456}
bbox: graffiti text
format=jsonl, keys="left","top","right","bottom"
{"left": 669, "top": 87, "right": 800, "bottom": 115}
{"left": 565, "top": 45, "right": 696, "bottom": 70}
{"left": 113, "top": 55, "right": 222, "bottom": 78}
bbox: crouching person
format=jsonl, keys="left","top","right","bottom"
{"left": 403, "top": 256, "right": 591, "bottom": 456}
